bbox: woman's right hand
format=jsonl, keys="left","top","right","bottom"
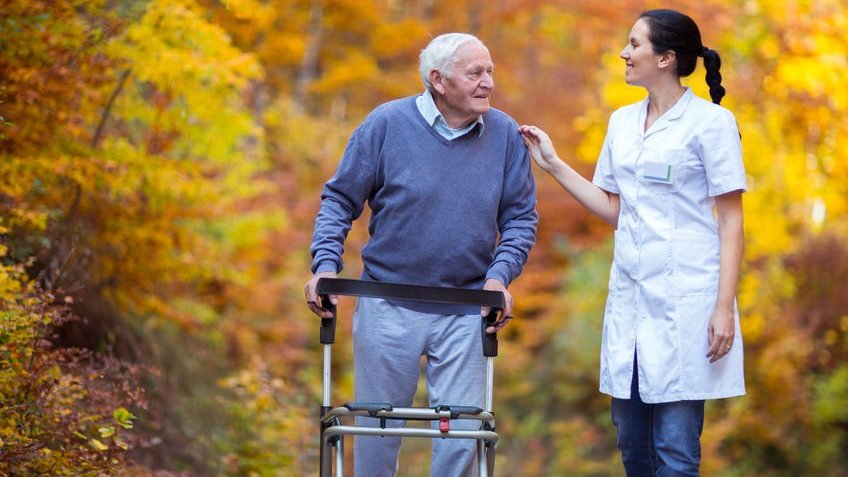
{"left": 519, "top": 123, "right": 620, "bottom": 227}
{"left": 519, "top": 125, "right": 562, "bottom": 174}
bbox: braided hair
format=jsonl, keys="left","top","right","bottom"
{"left": 639, "top": 9, "right": 726, "bottom": 104}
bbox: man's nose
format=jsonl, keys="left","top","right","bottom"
{"left": 480, "top": 71, "right": 494, "bottom": 88}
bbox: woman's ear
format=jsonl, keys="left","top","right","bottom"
{"left": 657, "top": 50, "right": 676, "bottom": 70}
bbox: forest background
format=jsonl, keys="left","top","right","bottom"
{"left": 1, "top": 0, "right": 846, "bottom": 475}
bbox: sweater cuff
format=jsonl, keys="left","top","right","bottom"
{"left": 313, "top": 260, "right": 340, "bottom": 274}
{"left": 485, "top": 263, "right": 512, "bottom": 287}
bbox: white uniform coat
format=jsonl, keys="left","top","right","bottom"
{"left": 593, "top": 88, "right": 747, "bottom": 403}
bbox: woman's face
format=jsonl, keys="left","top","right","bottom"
{"left": 619, "top": 18, "right": 663, "bottom": 87}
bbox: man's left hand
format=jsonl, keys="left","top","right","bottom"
{"left": 481, "top": 278, "right": 513, "bottom": 334}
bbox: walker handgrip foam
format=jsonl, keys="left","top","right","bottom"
{"left": 482, "top": 311, "right": 499, "bottom": 357}
{"left": 316, "top": 278, "right": 505, "bottom": 309}
{"left": 319, "top": 296, "right": 337, "bottom": 344}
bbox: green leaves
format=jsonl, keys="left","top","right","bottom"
{"left": 89, "top": 438, "right": 109, "bottom": 452}
{"left": 90, "top": 408, "right": 135, "bottom": 453}
{"left": 113, "top": 407, "right": 135, "bottom": 430}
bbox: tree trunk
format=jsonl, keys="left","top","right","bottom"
{"left": 293, "top": 0, "right": 324, "bottom": 112}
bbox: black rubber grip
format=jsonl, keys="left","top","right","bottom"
{"left": 319, "top": 295, "right": 337, "bottom": 344}
{"left": 434, "top": 405, "right": 484, "bottom": 418}
{"left": 344, "top": 402, "right": 394, "bottom": 414}
{"left": 482, "top": 311, "right": 499, "bottom": 357}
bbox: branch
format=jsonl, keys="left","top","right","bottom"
{"left": 91, "top": 68, "right": 131, "bottom": 150}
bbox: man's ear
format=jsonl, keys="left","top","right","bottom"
{"left": 429, "top": 69, "right": 446, "bottom": 95}
{"left": 657, "top": 50, "right": 676, "bottom": 70}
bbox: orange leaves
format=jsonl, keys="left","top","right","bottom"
{"left": 0, "top": 279, "right": 149, "bottom": 475}
{"left": 309, "top": 49, "right": 380, "bottom": 95}
{"left": 370, "top": 20, "right": 430, "bottom": 58}
{"left": 0, "top": 1, "right": 118, "bottom": 154}
{"left": 3, "top": 0, "right": 848, "bottom": 474}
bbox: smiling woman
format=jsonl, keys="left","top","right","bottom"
{"left": 520, "top": 8, "right": 745, "bottom": 477}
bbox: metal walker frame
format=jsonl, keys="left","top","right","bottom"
{"left": 316, "top": 278, "right": 505, "bottom": 477}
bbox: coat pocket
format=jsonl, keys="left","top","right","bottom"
{"left": 670, "top": 230, "right": 720, "bottom": 296}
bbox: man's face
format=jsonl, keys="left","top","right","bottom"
{"left": 432, "top": 42, "right": 494, "bottom": 127}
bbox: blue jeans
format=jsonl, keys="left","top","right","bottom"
{"left": 611, "top": 355, "right": 705, "bottom": 477}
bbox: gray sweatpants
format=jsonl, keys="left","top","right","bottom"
{"left": 352, "top": 297, "right": 486, "bottom": 477}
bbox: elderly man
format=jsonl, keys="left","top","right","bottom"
{"left": 304, "top": 33, "right": 537, "bottom": 476}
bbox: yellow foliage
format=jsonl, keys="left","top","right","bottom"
{"left": 3, "top": 0, "right": 848, "bottom": 475}
{"left": 310, "top": 48, "right": 380, "bottom": 94}
{"left": 261, "top": 34, "right": 307, "bottom": 65}
{"left": 370, "top": 20, "right": 429, "bottom": 58}
{"left": 0, "top": 263, "right": 23, "bottom": 303}
{"left": 218, "top": 0, "right": 276, "bottom": 27}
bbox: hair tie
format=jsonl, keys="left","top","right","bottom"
{"left": 700, "top": 46, "right": 709, "bottom": 57}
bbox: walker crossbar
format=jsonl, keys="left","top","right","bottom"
{"left": 316, "top": 278, "right": 505, "bottom": 477}
{"left": 322, "top": 406, "right": 494, "bottom": 426}
{"left": 316, "top": 277, "right": 506, "bottom": 309}
{"left": 323, "top": 426, "right": 500, "bottom": 444}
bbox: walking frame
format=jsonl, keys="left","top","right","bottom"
{"left": 316, "top": 278, "right": 506, "bottom": 477}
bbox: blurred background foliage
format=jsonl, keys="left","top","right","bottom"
{"left": 1, "top": 0, "right": 846, "bottom": 475}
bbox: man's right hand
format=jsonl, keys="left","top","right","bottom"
{"left": 304, "top": 271, "right": 338, "bottom": 318}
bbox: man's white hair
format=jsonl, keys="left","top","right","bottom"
{"left": 419, "top": 33, "right": 485, "bottom": 90}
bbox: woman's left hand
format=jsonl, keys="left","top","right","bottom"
{"left": 706, "top": 307, "right": 735, "bottom": 363}
{"left": 707, "top": 192, "right": 744, "bottom": 363}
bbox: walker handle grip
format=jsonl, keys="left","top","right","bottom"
{"left": 482, "top": 311, "right": 499, "bottom": 357}
{"left": 319, "top": 295, "right": 337, "bottom": 345}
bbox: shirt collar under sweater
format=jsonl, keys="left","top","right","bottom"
{"left": 416, "top": 89, "right": 485, "bottom": 140}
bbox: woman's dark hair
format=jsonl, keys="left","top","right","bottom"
{"left": 639, "top": 9, "right": 726, "bottom": 104}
